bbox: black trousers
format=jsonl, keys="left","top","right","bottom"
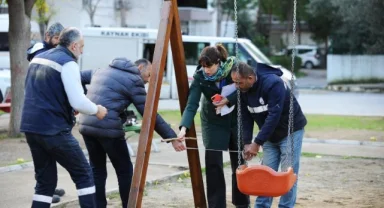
{"left": 83, "top": 135, "right": 133, "bottom": 208}
{"left": 205, "top": 134, "right": 250, "bottom": 208}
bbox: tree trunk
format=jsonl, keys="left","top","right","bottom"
{"left": 90, "top": 12, "right": 95, "bottom": 26}
{"left": 7, "top": 0, "right": 35, "bottom": 137}
{"left": 119, "top": 0, "right": 127, "bottom": 27}
{"left": 297, "top": 11, "right": 301, "bottom": 44}
{"left": 223, "top": 9, "right": 231, "bottom": 37}
{"left": 216, "top": 0, "right": 222, "bottom": 36}
{"left": 325, "top": 36, "right": 328, "bottom": 68}
{"left": 38, "top": 9, "right": 46, "bottom": 41}
{"left": 285, "top": 11, "right": 291, "bottom": 47}
{"left": 38, "top": 22, "right": 45, "bottom": 41}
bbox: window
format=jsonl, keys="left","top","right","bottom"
{"left": 220, "top": 42, "right": 253, "bottom": 64}
{"left": 183, "top": 42, "right": 209, "bottom": 65}
{"left": 297, "top": 49, "right": 314, "bottom": 54}
{"left": 0, "top": 33, "right": 9, "bottom": 52}
{"left": 178, "top": 0, "right": 207, "bottom": 8}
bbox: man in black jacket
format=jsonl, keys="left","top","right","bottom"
{"left": 79, "top": 58, "right": 185, "bottom": 208}
{"left": 231, "top": 62, "right": 307, "bottom": 208}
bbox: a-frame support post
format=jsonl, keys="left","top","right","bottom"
{"left": 127, "top": 0, "right": 207, "bottom": 207}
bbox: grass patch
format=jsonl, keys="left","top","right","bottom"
{"left": 301, "top": 152, "right": 321, "bottom": 158}
{"left": 106, "top": 191, "right": 121, "bottom": 200}
{"left": 0, "top": 133, "right": 8, "bottom": 140}
{"left": 305, "top": 115, "right": 384, "bottom": 131}
{"left": 157, "top": 110, "right": 384, "bottom": 132}
{"left": 158, "top": 110, "right": 201, "bottom": 127}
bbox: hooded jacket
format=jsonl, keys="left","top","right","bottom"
{"left": 241, "top": 63, "right": 307, "bottom": 145}
{"left": 78, "top": 58, "right": 177, "bottom": 139}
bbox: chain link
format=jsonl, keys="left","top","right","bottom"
{"left": 233, "top": 0, "right": 244, "bottom": 168}
{"left": 286, "top": 0, "right": 297, "bottom": 171}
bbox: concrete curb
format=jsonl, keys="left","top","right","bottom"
{"left": 0, "top": 161, "right": 34, "bottom": 173}
{"left": 1, "top": 137, "right": 382, "bottom": 174}
{"left": 304, "top": 138, "right": 384, "bottom": 147}
{"left": 326, "top": 84, "right": 384, "bottom": 93}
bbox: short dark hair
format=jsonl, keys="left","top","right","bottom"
{"left": 230, "top": 62, "right": 256, "bottom": 77}
{"left": 59, "top": 27, "right": 81, "bottom": 47}
{"left": 46, "top": 22, "right": 64, "bottom": 37}
{"left": 134, "top": 58, "right": 151, "bottom": 70}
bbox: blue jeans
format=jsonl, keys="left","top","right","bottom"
{"left": 83, "top": 135, "right": 133, "bottom": 208}
{"left": 26, "top": 132, "right": 96, "bottom": 208}
{"left": 255, "top": 129, "right": 304, "bottom": 208}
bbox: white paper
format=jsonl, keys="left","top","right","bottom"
{"left": 221, "top": 83, "right": 236, "bottom": 97}
{"left": 217, "top": 83, "right": 237, "bottom": 116}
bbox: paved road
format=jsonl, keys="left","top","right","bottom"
{"left": 296, "top": 69, "right": 328, "bottom": 89}
{"left": 157, "top": 90, "right": 384, "bottom": 116}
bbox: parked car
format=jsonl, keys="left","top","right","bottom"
{"left": 286, "top": 45, "right": 321, "bottom": 69}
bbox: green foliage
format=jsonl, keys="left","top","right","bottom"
{"left": 269, "top": 56, "right": 302, "bottom": 74}
{"left": 306, "top": 0, "right": 340, "bottom": 43}
{"left": 34, "top": 0, "right": 55, "bottom": 26}
{"left": 307, "top": 0, "right": 384, "bottom": 54}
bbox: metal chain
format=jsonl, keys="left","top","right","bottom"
{"left": 234, "top": 0, "right": 244, "bottom": 168}
{"left": 286, "top": 0, "right": 297, "bottom": 171}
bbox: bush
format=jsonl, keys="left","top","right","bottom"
{"left": 269, "top": 56, "right": 302, "bottom": 74}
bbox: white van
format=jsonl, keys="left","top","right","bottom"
{"left": 81, "top": 27, "right": 298, "bottom": 99}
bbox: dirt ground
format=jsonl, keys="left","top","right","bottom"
{"left": 109, "top": 156, "right": 383, "bottom": 208}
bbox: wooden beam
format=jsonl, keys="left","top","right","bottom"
{"left": 127, "top": 1, "right": 174, "bottom": 207}
{"left": 169, "top": 0, "right": 207, "bottom": 207}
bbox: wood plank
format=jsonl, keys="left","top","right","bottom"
{"left": 169, "top": 0, "right": 207, "bottom": 207}
{"left": 127, "top": 1, "right": 174, "bottom": 207}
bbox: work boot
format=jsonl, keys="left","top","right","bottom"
{"left": 54, "top": 188, "right": 65, "bottom": 197}
{"left": 52, "top": 195, "right": 60, "bottom": 203}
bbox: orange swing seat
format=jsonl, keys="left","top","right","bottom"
{"left": 236, "top": 164, "right": 297, "bottom": 197}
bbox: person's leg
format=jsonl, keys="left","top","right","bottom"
{"left": 102, "top": 137, "right": 133, "bottom": 208}
{"left": 83, "top": 135, "right": 108, "bottom": 208}
{"left": 255, "top": 141, "right": 281, "bottom": 208}
{"left": 26, "top": 133, "right": 57, "bottom": 208}
{"left": 51, "top": 132, "right": 96, "bottom": 208}
{"left": 228, "top": 133, "right": 250, "bottom": 207}
{"left": 278, "top": 129, "right": 304, "bottom": 208}
{"left": 205, "top": 150, "right": 226, "bottom": 208}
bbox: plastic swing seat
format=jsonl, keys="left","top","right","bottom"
{"left": 236, "top": 164, "right": 297, "bottom": 197}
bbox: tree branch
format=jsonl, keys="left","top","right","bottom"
{"left": 24, "top": 0, "right": 37, "bottom": 17}
{"left": 92, "top": 0, "right": 101, "bottom": 13}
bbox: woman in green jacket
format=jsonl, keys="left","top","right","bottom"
{"left": 178, "top": 44, "right": 250, "bottom": 208}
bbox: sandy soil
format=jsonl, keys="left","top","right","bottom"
{"left": 99, "top": 156, "right": 384, "bottom": 208}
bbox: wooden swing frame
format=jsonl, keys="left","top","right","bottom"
{"left": 127, "top": 0, "right": 207, "bottom": 207}
{"left": 128, "top": 0, "right": 299, "bottom": 206}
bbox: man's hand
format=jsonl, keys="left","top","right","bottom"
{"left": 243, "top": 143, "right": 261, "bottom": 161}
{"left": 172, "top": 140, "right": 186, "bottom": 152}
{"left": 177, "top": 126, "right": 187, "bottom": 141}
{"left": 95, "top": 105, "right": 107, "bottom": 120}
